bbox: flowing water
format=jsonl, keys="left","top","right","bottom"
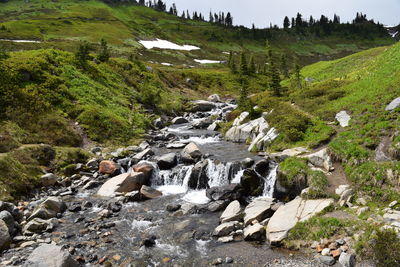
{"left": 4, "top": 101, "right": 311, "bottom": 266}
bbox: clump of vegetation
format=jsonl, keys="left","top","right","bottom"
{"left": 371, "top": 229, "right": 400, "bottom": 267}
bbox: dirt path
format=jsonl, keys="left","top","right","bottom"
{"left": 326, "top": 162, "right": 350, "bottom": 194}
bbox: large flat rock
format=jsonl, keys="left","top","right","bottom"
{"left": 266, "top": 197, "right": 334, "bottom": 245}
{"left": 243, "top": 197, "right": 275, "bottom": 226}
{"left": 97, "top": 172, "right": 147, "bottom": 197}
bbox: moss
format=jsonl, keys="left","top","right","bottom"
{"left": 10, "top": 144, "right": 55, "bottom": 166}
{"left": 0, "top": 121, "right": 27, "bottom": 153}
{"left": 0, "top": 153, "right": 42, "bottom": 201}
{"left": 53, "top": 147, "right": 92, "bottom": 171}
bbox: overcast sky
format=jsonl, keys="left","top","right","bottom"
{"left": 164, "top": 0, "right": 400, "bottom": 28}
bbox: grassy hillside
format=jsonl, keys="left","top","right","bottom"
{"left": 0, "top": 0, "right": 395, "bottom": 65}
{"left": 246, "top": 42, "right": 400, "bottom": 204}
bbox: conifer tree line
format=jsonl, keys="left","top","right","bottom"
{"left": 102, "top": 0, "right": 233, "bottom": 26}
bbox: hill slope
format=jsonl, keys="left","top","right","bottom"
{"left": 0, "top": 0, "right": 395, "bottom": 65}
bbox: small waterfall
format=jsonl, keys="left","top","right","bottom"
{"left": 231, "top": 169, "right": 244, "bottom": 183}
{"left": 262, "top": 165, "right": 278, "bottom": 197}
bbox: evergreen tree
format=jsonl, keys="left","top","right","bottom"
{"left": 209, "top": 11, "right": 214, "bottom": 23}
{"left": 172, "top": 3, "right": 177, "bottom": 15}
{"left": 289, "top": 63, "right": 303, "bottom": 90}
{"left": 0, "top": 46, "right": 8, "bottom": 61}
{"left": 225, "top": 12, "right": 233, "bottom": 26}
{"left": 309, "top": 16, "right": 314, "bottom": 26}
{"left": 295, "top": 13, "right": 303, "bottom": 27}
{"left": 139, "top": 0, "right": 145, "bottom": 5}
{"left": 248, "top": 55, "right": 256, "bottom": 74}
{"left": 269, "top": 63, "right": 282, "bottom": 96}
{"left": 98, "top": 38, "right": 110, "bottom": 62}
{"left": 283, "top": 16, "right": 290, "bottom": 29}
{"left": 186, "top": 10, "right": 190, "bottom": 20}
{"left": 239, "top": 51, "right": 248, "bottom": 75}
{"left": 75, "top": 41, "right": 92, "bottom": 68}
{"left": 280, "top": 54, "right": 289, "bottom": 78}
{"left": 181, "top": 11, "right": 185, "bottom": 19}
{"left": 291, "top": 17, "right": 295, "bottom": 28}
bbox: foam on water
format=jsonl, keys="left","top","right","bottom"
{"left": 182, "top": 190, "right": 210, "bottom": 204}
{"left": 262, "top": 165, "right": 278, "bottom": 197}
{"left": 182, "top": 136, "right": 220, "bottom": 145}
{"left": 156, "top": 185, "right": 187, "bottom": 195}
{"left": 131, "top": 219, "right": 153, "bottom": 231}
{"left": 231, "top": 169, "right": 244, "bottom": 184}
{"left": 195, "top": 239, "right": 210, "bottom": 256}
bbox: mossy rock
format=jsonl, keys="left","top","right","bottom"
{"left": 240, "top": 169, "right": 263, "bottom": 196}
{"left": 10, "top": 144, "right": 55, "bottom": 166}
{"left": 0, "top": 153, "right": 42, "bottom": 201}
{"left": 53, "top": 147, "right": 92, "bottom": 171}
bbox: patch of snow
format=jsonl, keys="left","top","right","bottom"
{"left": 161, "top": 62, "right": 173, "bottom": 66}
{"left": 222, "top": 52, "right": 230, "bottom": 55}
{"left": 391, "top": 31, "right": 399, "bottom": 38}
{"left": 0, "top": 39, "right": 41, "bottom": 43}
{"left": 194, "top": 59, "right": 223, "bottom": 64}
{"left": 335, "top": 111, "right": 351, "bottom": 127}
{"left": 139, "top": 39, "right": 200, "bottom": 51}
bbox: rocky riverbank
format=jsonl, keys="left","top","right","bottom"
{"left": 0, "top": 96, "right": 368, "bottom": 266}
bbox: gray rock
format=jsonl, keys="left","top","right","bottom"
{"left": 207, "top": 121, "right": 220, "bottom": 131}
{"left": 220, "top": 200, "right": 243, "bottom": 223}
{"left": 385, "top": 97, "right": 400, "bottom": 111}
{"left": 181, "top": 142, "right": 202, "bottom": 163}
{"left": 188, "top": 160, "right": 209, "bottom": 189}
{"left": 140, "top": 185, "right": 162, "bottom": 199}
{"left": 133, "top": 148, "right": 154, "bottom": 162}
{"left": 172, "top": 117, "right": 189, "bottom": 125}
{"left": 23, "top": 218, "right": 57, "bottom": 234}
{"left": 206, "top": 184, "right": 242, "bottom": 201}
{"left": 91, "top": 147, "right": 102, "bottom": 153}
{"left": 243, "top": 197, "right": 275, "bottom": 226}
{"left": 338, "top": 252, "right": 356, "bottom": 267}
{"left": 318, "top": 255, "right": 335, "bottom": 266}
{"left": 124, "top": 191, "right": 142, "bottom": 202}
{"left": 191, "top": 100, "right": 216, "bottom": 112}
{"left": 0, "top": 211, "right": 15, "bottom": 235}
{"left": 0, "top": 219, "right": 11, "bottom": 251}
{"left": 154, "top": 118, "right": 164, "bottom": 129}
{"left": 157, "top": 153, "right": 177, "bottom": 170}
{"left": 208, "top": 200, "right": 229, "bottom": 212}
{"left": 243, "top": 223, "right": 265, "bottom": 241}
{"left": 97, "top": 172, "right": 147, "bottom": 197}
{"left": 241, "top": 158, "right": 254, "bottom": 168}
{"left": 302, "top": 148, "right": 333, "bottom": 172}
{"left": 213, "top": 221, "right": 241, "bottom": 237}
{"left": 335, "top": 111, "right": 351, "bottom": 127}
{"left": 23, "top": 243, "right": 79, "bottom": 267}
{"left": 266, "top": 197, "right": 334, "bottom": 245}
{"left": 166, "top": 204, "right": 181, "bottom": 212}
{"left": 208, "top": 94, "right": 220, "bottom": 102}
{"left": 41, "top": 173, "right": 58, "bottom": 186}
{"left": 28, "top": 197, "right": 66, "bottom": 220}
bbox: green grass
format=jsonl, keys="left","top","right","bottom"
{"left": 0, "top": 0, "right": 394, "bottom": 66}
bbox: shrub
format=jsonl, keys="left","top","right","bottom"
{"left": 372, "top": 229, "right": 400, "bottom": 267}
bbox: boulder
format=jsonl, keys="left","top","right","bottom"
{"left": 241, "top": 158, "right": 254, "bottom": 168}
{"left": 385, "top": 97, "right": 400, "bottom": 111}
{"left": 192, "top": 118, "right": 212, "bottom": 129}
{"left": 240, "top": 169, "right": 263, "bottom": 196}
{"left": 302, "top": 148, "right": 333, "bottom": 172}
{"left": 266, "top": 197, "right": 334, "bottom": 245}
{"left": 243, "top": 197, "right": 275, "bottom": 226}
{"left": 213, "top": 221, "right": 241, "bottom": 237}
{"left": 191, "top": 100, "right": 216, "bottom": 112}
{"left": 208, "top": 200, "right": 229, "bottom": 212}
{"left": 153, "top": 118, "right": 164, "bottom": 129}
{"left": 335, "top": 185, "right": 351, "bottom": 196}
{"left": 140, "top": 185, "right": 162, "bottom": 199}
{"left": 0, "top": 219, "right": 11, "bottom": 251}
{"left": 232, "top": 112, "right": 249, "bottom": 127}
{"left": 206, "top": 184, "right": 243, "bottom": 201}
{"left": 28, "top": 197, "right": 66, "bottom": 220}
{"left": 207, "top": 121, "right": 221, "bottom": 132}
{"left": 188, "top": 160, "right": 209, "bottom": 189}
{"left": 23, "top": 243, "right": 79, "bottom": 267}
{"left": 124, "top": 191, "right": 142, "bottom": 202}
{"left": 208, "top": 94, "right": 221, "bottom": 102}
{"left": 0, "top": 211, "right": 15, "bottom": 235}
{"left": 172, "top": 117, "right": 189, "bottom": 125}
{"left": 132, "top": 148, "right": 154, "bottom": 162}
{"left": 132, "top": 161, "right": 155, "bottom": 182}
{"left": 23, "top": 218, "right": 57, "bottom": 234}
{"left": 254, "top": 159, "right": 270, "bottom": 177}
{"left": 157, "top": 153, "right": 177, "bottom": 170}
{"left": 97, "top": 172, "right": 147, "bottom": 197}
{"left": 181, "top": 142, "right": 202, "bottom": 163}
{"left": 269, "top": 147, "right": 309, "bottom": 162}
{"left": 220, "top": 200, "right": 243, "bottom": 223}
{"left": 243, "top": 223, "right": 265, "bottom": 241}
{"left": 225, "top": 117, "right": 269, "bottom": 143}
{"left": 335, "top": 111, "right": 351, "bottom": 127}
{"left": 99, "top": 160, "right": 119, "bottom": 175}
{"left": 338, "top": 252, "right": 356, "bottom": 267}
{"left": 248, "top": 127, "right": 278, "bottom": 152}
{"left": 41, "top": 173, "right": 58, "bottom": 186}
{"left": 317, "top": 255, "right": 335, "bottom": 266}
